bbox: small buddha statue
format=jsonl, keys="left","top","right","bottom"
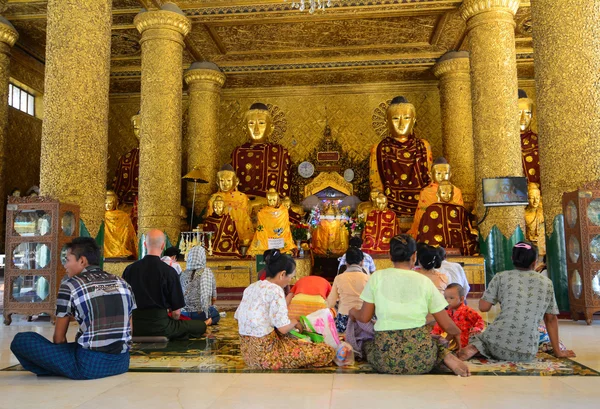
{"left": 362, "top": 193, "right": 399, "bottom": 255}
{"left": 248, "top": 188, "right": 295, "bottom": 255}
{"left": 357, "top": 189, "right": 381, "bottom": 219}
{"left": 112, "top": 112, "right": 141, "bottom": 205}
{"left": 282, "top": 196, "right": 305, "bottom": 225}
{"left": 104, "top": 190, "right": 138, "bottom": 259}
{"left": 408, "top": 157, "right": 464, "bottom": 238}
{"left": 369, "top": 96, "right": 433, "bottom": 217}
{"left": 416, "top": 181, "right": 478, "bottom": 256}
{"left": 203, "top": 195, "right": 241, "bottom": 257}
{"left": 231, "top": 103, "right": 292, "bottom": 200}
{"left": 525, "top": 183, "right": 546, "bottom": 256}
{"left": 206, "top": 164, "right": 254, "bottom": 244}
{"left": 518, "top": 90, "right": 541, "bottom": 187}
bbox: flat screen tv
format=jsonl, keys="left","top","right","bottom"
{"left": 482, "top": 177, "right": 529, "bottom": 207}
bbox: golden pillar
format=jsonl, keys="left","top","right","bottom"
{"left": 135, "top": 4, "right": 191, "bottom": 242}
{"left": 0, "top": 2, "right": 7, "bottom": 13}
{"left": 39, "top": 0, "right": 111, "bottom": 236}
{"left": 531, "top": 0, "right": 600, "bottom": 231}
{"left": 432, "top": 51, "right": 476, "bottom": 210}
{"left": 461, "top": 0, "right": 523, "bottom": 237}
{"left": 184, "top": 62, "right": 226, "bottom": 216}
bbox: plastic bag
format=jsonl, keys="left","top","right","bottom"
{"left": 305, "top": 308, "right": 340, "bottom": 349}
{"left": 334, "top": 341, "right": 355, "bottom": 366}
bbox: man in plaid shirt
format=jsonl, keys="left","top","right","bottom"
{"left": 10, "top": 237, "right": 135, "bottom": 379}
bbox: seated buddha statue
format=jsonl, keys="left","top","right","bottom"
{"left": 407, "top": 158, "right": 464, "bottom": 238}
{"left": 416, "top": 181, "right": 478, "bottom": 256}
{"left": 203, "top": 195, "right": 241, "bottom": 258}
{"left": 112, "top": 112, "right": 141, "bottom": 206}
{"left": 248, "top": 189, "right": 295, "bottom": 255}
{"left": 231, "top": 103, "right": 292, "bottom": 202}
{"left": 519, "top": 90, "right": 541, "bottom": 187}
{"left": 282, "top": 196, "right": 305, "bottom": 225}
{"left": 362, "top": 194, "right": 399, "bottom": 255}
{"left": 357, "top": 189, "right": 381, "bottom": 219}
{"left": 104, "top": 190, "right": 138, "bottom": 259}
{"left": 206, "top": 164, "right": 254, "bottom": 245}
{"left": 370, "top": 96, "right": 433, "bottom": 217}
{"left": 525, "top": 183, "right": 546, "bottom": 256}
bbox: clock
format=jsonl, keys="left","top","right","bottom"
{"left": 343, "top": 168, "right": 354, "bottom": 182}
{"left": 298, "top": 161, "right": 315, "bottom": 178}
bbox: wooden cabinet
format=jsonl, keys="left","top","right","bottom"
{"left": 3, "top": 197, "right": 79, "bottom": 325}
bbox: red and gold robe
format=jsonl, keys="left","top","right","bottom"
{"left": 112, "top": 147, "right": 139, "bottom": 205}
{"left": 288, "top": 209, "right": 304, "bottom": 226}
{"left": 520, "top": 130, "right": 541, "bottom": 187}
{"left": 416, "top": 203, "right": 478, "bottom": 256}
{"left": 407, "top": 183, "right": 464, "bottom": 238}
{"left": 203, "top": 213, "right": 241, "bottom": 258}
{"left": 248, "top": 206, "right": 295, "bottom": 255}
{"left": 362, "top": 209, "right": 399, "bottom": 255}
{"left": 231, "top": 143, "right": 291, "bottom": 198}
{"left": 207, "top": 191, "right": 254, "bottom": 243}
{"left": 369, "top": 136, "right": 432, "bottom": 217}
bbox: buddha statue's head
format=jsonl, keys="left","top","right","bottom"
{"left": 213, "top": 195, "right": 225, "bottom": 216}
{"left": 105, "top": 190, "right": 118, "bottom": 211}
{"left": 216, "top": 164, "right": 238, "bottom": 193}
{"left": 431, "top": 157, "right": 451, "bottom": 184}
{"left": 369, "top": 189, "right": 381, "bottom": 204}
{"left": 179, "top": 205, "right": 188, "bottom": 220}
{"left": 374, "top": 193, "right": 388, "bottom": 211}
{"left": 518, "top": 89, "right": 534, "bottom": 133}
{"left": 527, "top": 183, "right": 541, "bottom": 209}
{"left": 437, "top": 181, "right": 454, "bottom": 203}
{"left": 281, "top": 196, "right": 292, "bottom": 210}
{"left": 131, "top": 112, "right": 141, "bottom": 141}
{"left": 386, "top": 96, "right": 416, "bottom": 142}
{"left": 266, "top": 188, "right": 280, "bottom": 207}
{"left": 245, "top": 102, "right": 274, "bottom": 144}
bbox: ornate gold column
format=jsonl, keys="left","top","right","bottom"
{"left": 432, "top": 51, "right": 476, "bottom": 210}
{"left": 531, "top": 0, "right": 600, "bottom": 231}
{"left": 184, "top": 62, "right": 226, "bottom": 216}
{"left": 135, "top": 4, "right": 191, "bottom": 242}
{"left": 39, "top": 0, "right": 111, "bottom": 236}
{"left": 461, "top": 0, "right": 523, "bottom": 237}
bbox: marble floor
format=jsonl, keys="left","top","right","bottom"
{"left": 1, "top": 304, "right": 600, "bottom": 409}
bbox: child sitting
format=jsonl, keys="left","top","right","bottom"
{"left": 431, "top": 283, "right": 484, "bottom": 348}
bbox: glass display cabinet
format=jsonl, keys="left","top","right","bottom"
{"left": 3, "top": 196, "right": 79, "bottom": 325}
{"left": 562, "top": 181, "right": 600, "bottom": 325}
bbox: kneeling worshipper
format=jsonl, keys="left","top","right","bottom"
{"left": 349, "top": 234, "right": 470, "bottom": 376}
{"left": 10, "top": 237, "right": 135, "bottom": 380}
{"left": 327, "top": 247, "right": 370, "bottom": 333}
{"left": 179, "top": 245, "right": 220, "bottom": 325}
{"left": 362, "top": 193, "right": 399, "bottom": 255}
{"left": 203, "top": 194, "right": 242, "bottom": 257}
{"left": 337, "top": 236, "right": 376, "bottom": 275}
{"left": 459, "top": 242, "right": 575, "bottom": 362}
{"left": 161, "top": 246, "right": 183, "bottom": 275}
{"left": 235, "top": 250, "right": 335, "bottom": 370}
{"left": 123, "top": 229, "right": 207, "bottom": 339}
{"left": 416, "top": 181, "right": 478, "bottom": 255}
{"left": 286, "top": 275, "right": 332, "bottom": 321}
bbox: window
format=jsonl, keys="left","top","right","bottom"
{"left": 8, "top": 83, "right": 35, "bottom": 116}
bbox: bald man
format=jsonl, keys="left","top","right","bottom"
{"left": 122, "top": 229, "right": 207, "bottom": 339}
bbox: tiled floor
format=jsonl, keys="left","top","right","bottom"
{"left": 1, "top": 303, "right": 600, "bottom": 409}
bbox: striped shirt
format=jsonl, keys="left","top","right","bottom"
{"left": 56, "top": 266, "right": 136, "bottom": 354}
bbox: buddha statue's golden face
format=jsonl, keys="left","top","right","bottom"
{"left": 387, "top": 103, "right": 416, "bottom": 142}
{"left": 375, "top": 194, "right": 388, "bottom": 211}
{"left": 437, "top": 182, "right": 454, "bottom": 203}
{"left": 245, "top": 109, "right": 273, "bottom": 143}
{"left": 432, "top": 164, "right": 451, "bottom": 184}
{"left": 213, "top": 197, "right": 225, "bottom": 216}
{"left": 282, "top": 197, "right": 292, "bottom": 210}
{"left": 217, "top": 171, "right": 237, "bottom": 193}
{"left": 105, "top": 192, "right": 118, "bottom": 211}
{"left": 131, "top": 114, "right": 141, "bottom": 141}
{"left": 179, "top": 205, "right": 188, "bottom": 219}
{"left": 369, "top": 189, "right": 380, "bottom": 203}
{"left": 518, "top": 99, "right": 533, "bottom": 133}
{"left": 267, "top": 191, "right": 280, "bottom": 207}
{"left": 528, "top": 186, "right": 541, "bottom": 208}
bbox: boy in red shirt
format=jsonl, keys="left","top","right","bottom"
{"left": 432, "top": 283, "right": 484, "bottom": 348}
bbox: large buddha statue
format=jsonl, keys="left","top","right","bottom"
{"left": 416, "top": 181, "right": 478, "bottom": 256}
{"left": 407, "top": 158, "right": 464, "bottom": 238}
{"left": 203, "top": 195, "right": 241, "bottom": 258}
{"left": 112, "top": 112, "right": 141, "bottom": 205}
{"left": 357, "top": 189, "right": 381, "bottom": 219}
{"left": 362, "top": 194, "right": 399, "bottom": 255}
{"left": 231, "top": 103, "right": 292, "bottom": 200}
{"left": 104, "top": 190, "right": 138, "bottom": 259}
{"left": 525, "top": 183, "right": 546, "bottom": 256}
{"left": 248, "top": 189, "right": 295, "bottom": 255}
{"left": 282, "top": 196, "right": 305, "bottom": 225}
{"left": 519, "top": 90, "right": 541, "bottom": 187}
{"left": 370, "top": 96, "right": 433, "bottom": 217}
{"left": 206, "top": 164, "right": 254, "bottom": 244}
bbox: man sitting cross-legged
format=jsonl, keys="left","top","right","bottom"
{"left": 10, "top": 237, "right": 135, "bottom": 380}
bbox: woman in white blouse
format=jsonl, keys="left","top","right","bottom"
{"left": 235, "top": 250, "right": 335, "bottom": 370}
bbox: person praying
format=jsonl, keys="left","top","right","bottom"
{"left": 179, "top": 245, "right": 220, "bottom": 325}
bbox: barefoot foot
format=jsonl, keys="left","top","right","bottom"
{"left": 444, "top": 353, "right": 471, "bottom": 377}
{"left": 458, "top": 344, "right": 478, "bottom": 361}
